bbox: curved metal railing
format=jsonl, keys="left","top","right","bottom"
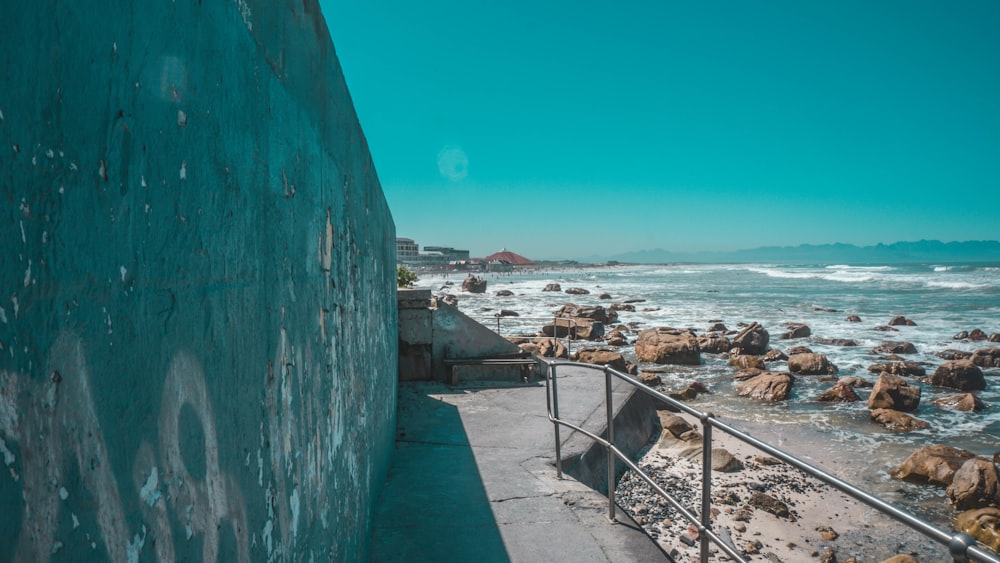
{"left": 541, "top": 359, "right": 1000, "bottom": 563}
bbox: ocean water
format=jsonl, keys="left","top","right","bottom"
{"left": 417, "top": 262, "right": 1000, "bottom": 528}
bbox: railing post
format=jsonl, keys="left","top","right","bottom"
{"left": 949, "top": 533, "right": 976, "bottom": 562}
{"left": 700, "top": 413, "right": 715, "bottom": 562}
{"left": 551, "top": 363, "right": 563, "bottom": 479}
{"left": 605, "top": 366, "right": 616, "bottom": 522}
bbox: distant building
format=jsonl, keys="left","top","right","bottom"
{"left": 396, "top": 239, "right": 470, "bottom": 268}
{"left": 423, "top": 246, "right": 470, "bottom": 261}
{"left": 396, "top": 238, "right": 418, "bottom": 260}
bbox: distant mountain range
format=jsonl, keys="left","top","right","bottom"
{"left": 588, "top": 240, "right": 1000, "bottom": 265}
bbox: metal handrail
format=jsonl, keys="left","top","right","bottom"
{"left": 542, "top": 359, "right": 1000, "bottom": 563}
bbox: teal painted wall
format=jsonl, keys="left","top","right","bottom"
{"left": 0, "top": 1, "right": 397, "bottom": 560}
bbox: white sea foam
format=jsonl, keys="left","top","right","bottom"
{"left": 925, "top": 280, "right": 991, "bottom": 290}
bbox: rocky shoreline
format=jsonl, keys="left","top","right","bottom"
{"left": 431, "top": 268, "right": 1000, "bottom": 558}
{"left": 617, "top": 410, "right": 948, "bottom": 562}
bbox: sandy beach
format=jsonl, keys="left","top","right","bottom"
{"left": 617, "top": 409, "right": 953, "bottom": 562}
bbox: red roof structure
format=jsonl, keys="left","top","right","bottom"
{"left": 482, "top": 249, "right": 534, "bottom": 265}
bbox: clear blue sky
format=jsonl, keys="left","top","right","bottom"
{"left": 321, "top": 1, "right": 1000, "bottom": 260}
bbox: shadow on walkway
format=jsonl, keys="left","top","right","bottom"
{"left": 370, "top": 388, "right": 510, "bottom": 562}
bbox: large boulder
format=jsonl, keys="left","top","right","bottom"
{"left": 554, "top": 303, "right": 618, "bottom": 324}
{"left": 888, "top": 315, "right": 917, "bottom": 326}
{"left": 954, "top": 508, "right": 1000, "bottom": 553}
{"left": 697, "top": 333, "right": 731, "bottom": 354}
{"left": 572, "top": 348, "right": 630, "bottom": 373}
{"left": 870, "top": 409, "right": 931, "bottom": 432}
{"left": 937, "top": 349, "right": 974, "bottom": 361}
{"left": 461, "top": 275, "right": 487, "bottom": 293}
{"left": 542, "top": 283, "right": 562, "bottom": 292}
{"left": 495, "top": 289, "right": 514, "bottom": 297}
{"left": 933, "top": 393, "right": 987, "bottom": 413}
{"left": 891, "top": 445, "right": 977, "bottom": 486}
{"left": 947, "top": 458, "right": 1000, "bottom": 511}
{"left": 541, "top": 318, "right": 605, "bottom": 341}
{"left": 732, "top": 322, "right": 770, "bottom": 355}
{"left": 871, "top": 341, "right": 917, "bottom": 355}
{"left": 736, "top": 371, "right": 794, "bottom": 401}
{"left": 867, "top": 373, "right": 921, "bottom": 412}
{"left": 972, "top": 348, "right": 1000, "bottom": 368}
{"left": 866, "top": 361, "right": 926, "bottom": 377}
{"left": 817, "top": 380, "right": 859, "bottom": 402}
{"left": 564, "top": 287, "right": 590, "bottom": 295}
{"left": 787, "top": 353, "right": 838, "bottom": 375}
{"left": 535, "top": 338, "right": 568, "bottom": 359}
{"left": 635, "top": 328, "right": 701, "bottom": 365}
{"left": 931, "top": 360, "right": 986, "bottom": 391}
{"left": 779, "top": 323, "right": 811, "bottom": 340}
{"left": 729, "top": 354, "right": 765, "bottom": 370}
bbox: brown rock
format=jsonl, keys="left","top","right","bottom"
{"left": 891, "top": 444, "right": 977, "bottom": 486}
{"left": 839, "top": 376, "right": 873, "bottom": 388}
{"left": 870, "top": 408, "right": 931, "bottom": 431}
{"left": 637, "top": 372, "right": 662, "bottom": 387}
{"left": 867, "top": 373, "right": 921, "bottom": 412}
{"left": 635, "top": 328, "right": 701, "bottom": 365}
{"left": 954, "top": 507, "right": 1000, "bottom": 553}
{"left": 970, "top": 328, "right": 989, "bottom": 341}
{"left": 813, "top": 338, "right": 860, "bottom": 347}
{"left": 763, "top": 348, "right": 788, "bottom": 362}
{"left": 871, "top": 341, "right": 917, "bottom": 355}
{"left": 542, "top": 283, "right": 561, "bottom": 292}
{"left": 555, "top": 303, "right": 618, "bottom": 324}
{"left": 954, "top": 330, "right": 971, "bottom": 340}
{"left": 573, "top": 349, "right": 628, "bottom": 372}
{"left": 729, "top": 354, "right": 765, "bottom": 370}
{"left": 889, "top": 315, "right": 917, "bottom": 326}
{"left": 780, "top": 322, "right": 811, "bottom": 339}
{"left": 609, "top": 303, "right": 635, "bottom": 312}
{"left": 748, "top": 491, "right": 790, "bottom": 518}
{"left": 867, "top": 361, "right": 926, "bottom": 377}
{"left": 598, "top": 292, "right": 612, "bottom": 300}
{"left": 707, "top": 322, "right": 728, "bottom": 332}
{"left": 732, "top": 322, "right": 770, "bottom": 355}
{"left": 947, "top": 457, "right": 1000, "bottom": 510}
{"left": 697, "top": 333, "right": 731, "bottom": 354}
{"left": 564, "top": 287, "right": 590, "bottom": 295}
{"left": 846, "top": 315, "right": 862, "bottom": 323}
{"left": 931, "top": 360, "right": 986, "bottom": 391}
{"left": 933, "top": 393, "right": 987, "bottom": 412}
{"left": 659, "top": 412, "right": 696, "bottom": 438}
{"left": 788, "top": 353, "right": 838, "bottom": 375}
{"left": 495, "top": 289, "right": 514, "bottom": 296}
{"left": 972, "top": 348, "right": 1000, "bottom": 368}
{"left": 938, "top": 349, "right": 974, "bottom": 361}
{"left": 736, "top": 371, "right": 794, "bottom": 401}
{"left": 818, "top": 381, "right": 859, "bottom": 402}
{"left": 461, "top": 274, "right": 487, "bottom": 293}
{"left": 816, "top": 526, "right": 839, "bottom": 541}
{"left": 874, "top": 325, "right": 899, "bottom": 332}
{"left": 786, "top": 345, "right": 813, "bottom": 356}
{"left": 711, "top": 448, "right": 744, "bottom": 472}
{"left": 668, "top": 381, "right": 709, "bottom": 401}
{"left": 992, "top": 333, "right": 1000, "bottom": 343}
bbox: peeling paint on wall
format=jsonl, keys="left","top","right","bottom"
{"left": 1, "top": 0, "right": 397, "bottom": 560}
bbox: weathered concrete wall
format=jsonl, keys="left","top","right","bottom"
{"left": 0, "top": 1, "right": 396, "bottom": 561}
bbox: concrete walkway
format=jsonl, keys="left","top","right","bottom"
{"left": 369, "top": 366, "right": 671, "bottom": 562}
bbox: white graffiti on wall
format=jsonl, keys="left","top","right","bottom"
{"left": 0, "top": 333, "right": 252, "bottom": 561}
